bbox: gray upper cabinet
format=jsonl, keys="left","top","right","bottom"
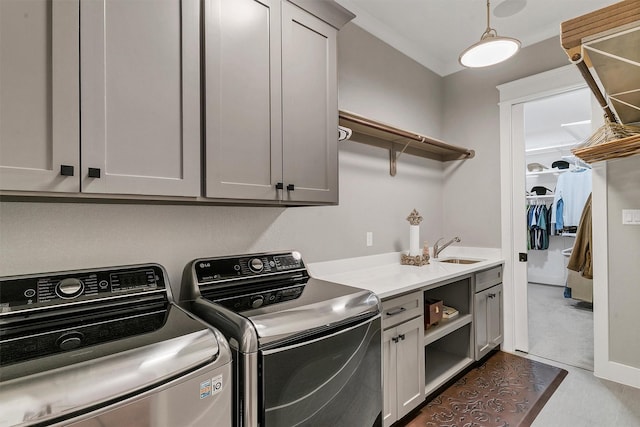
{"left": 281, "top": 1, "right": 338, "bottom": 204}
{"left": 81, "top": 0, "right": 200, "bottom": 196}
{"left": 0, "top": 0, "right": 80, "bottom": 192}
{"left": 0, "top": 0, "right": 199, "bottom": 197}
{"left": 204, "top": 0, "right": 342, "bottom": 204}
{"left": 203, "top": 0, "right": 283, "bottom": 201}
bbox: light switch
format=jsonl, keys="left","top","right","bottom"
{"left": 622, "top": 209, "right": 640, "bottom": 225}
{"left": 366, "top": 232, "right": 373, "bottom": 247}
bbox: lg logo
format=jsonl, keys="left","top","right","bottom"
{"left": 199, "top": 262, "right": 211, "bottom": 269}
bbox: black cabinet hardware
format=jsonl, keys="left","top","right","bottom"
{"left": 286, "top": 184, "right": 295, "bottom": 191}
{"left": 60, "top": 165, "right": 74, "bottom": 176}
{"left": 275, "top": 182, "right": 284, "bottom": 190}
{"left": 88, "top": 168, "right": 101, "bottom": 178}
{"left": 386, "top": 307, "right": 406, "bottom": 316}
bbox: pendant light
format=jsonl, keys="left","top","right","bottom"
{"left": 459, "top": 0, "right": 521, "bottom": 68}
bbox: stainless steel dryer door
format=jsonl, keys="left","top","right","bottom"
{"left": 260, "top": 316, "right": 382, "bottom": 427}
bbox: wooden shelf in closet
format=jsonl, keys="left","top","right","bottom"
{"left": 338, "top": 110, "right": 475, "bottom": 176}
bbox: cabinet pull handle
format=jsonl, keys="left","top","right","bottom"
{"left": 398, "top": 334, "right": 405, "bottom": 341}
{"left": 286, "top": 184, "right": 295, "bottom": 191}
{"left": 88, "top": 168, "right": 101, "bottom": 178}
{"left": 275, "top": 182, "right": 284, "bottom": 190}
{"left": 488, "top": 293, "right": 496, "bottom": 299}
{"left": 386, "top": 307, "right": 406, "bottom": 316}
{"left": 391, "top": 337, "right": 399, "bottom": 343}
{"left": 60, "top": 165, "right": 75, "bottom": 176}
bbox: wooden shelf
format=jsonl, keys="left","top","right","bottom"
{"left": 561, "top": 1, "right": 640, "bottom": 163}
{"left": 561, "top": 0, "right": 640, "bottom": 125}
{"left": 338, "top": 110, "right": 475, "bottom": 176}
{"left": 424, "top": 314, "right": 472, "bottom": 346}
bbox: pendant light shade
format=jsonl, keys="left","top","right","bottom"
{"left": 459, "top": 0, "right": 521, "bottom": 68}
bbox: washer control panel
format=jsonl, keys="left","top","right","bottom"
{"left": 195, "top": 251, "right": 305, "bottom": 284}
{"left": 0, "top": 265, "right": 165, "bottom": 314}
{"left": 213, "top": 285, "right": 305, "bottom": 312}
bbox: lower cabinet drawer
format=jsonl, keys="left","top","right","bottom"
{"left": 475, "top": 266, "right": 502, "bottom": 292}
{"left": 382, "top": 291, "right": 423, "bottom": 329}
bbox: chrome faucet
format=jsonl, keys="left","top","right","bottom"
{"left": 433, "top": 236, "right": 461, "bottom": 258}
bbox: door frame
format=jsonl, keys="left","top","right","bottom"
{"left": 496, "top": 64, "right": 587, "bottom": 353}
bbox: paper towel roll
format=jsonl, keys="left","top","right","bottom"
{"left": 409, "top": 225, "right": 420, "bottom": 256}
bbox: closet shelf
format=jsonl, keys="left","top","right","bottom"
{"left": 338, "top": 110, "right": 475, "bottom": 176}
{"left": 526, "top": 195, "right": 554, "bottom": 200}
{"left": 526, "top": 170, "right": 563, "bottom": 177}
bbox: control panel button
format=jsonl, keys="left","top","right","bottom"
{"left": 251, "top": 295, "right": 264, "bottom": 308}
{"left": 98, "top": 280, "right": 109, "bottom": 289}
{"left": 56, "top": 332, "right": 84, "bottom": 351}
{"left": 249, "top": 258, "right": 264, "bottom": 273}
{"left": 56, "top": 278, "right": 84, "bottom": 299}
{"left": 24, "top": 289, "right": 36, "bottom": 298}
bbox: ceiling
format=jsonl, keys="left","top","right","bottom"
{"left": 524, "top": 87, "right": 592, "bottom": 152}
{"left": 335, "top": 0, "right": 620, "bottom": 76}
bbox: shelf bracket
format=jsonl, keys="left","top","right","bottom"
{"left": 389, "top": 140, "right": 412, "bottom": 177}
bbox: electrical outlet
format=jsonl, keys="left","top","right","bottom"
{"left": 366, "top": 232, "right": 373, "bottom": 247}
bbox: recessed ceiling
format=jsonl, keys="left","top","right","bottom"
{"left": 335, "top": 0, "right": 621, "bottom": 76}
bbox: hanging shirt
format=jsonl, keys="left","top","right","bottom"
{"left": 551, "top": 169, "right": 592, "bottom": 229}
{"left": 555, "top": 198, "right": 564, "bottom": 232}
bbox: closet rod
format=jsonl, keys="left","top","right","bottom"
{"left": 339, "top": 111, "right": 474, "bottom": 157}
{"left": 571, "top": 52, "right": 617, "bottom": 123}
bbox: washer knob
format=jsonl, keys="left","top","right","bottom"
{"left": 56, "top": 278, "right": 84, "bottom": 299}
{"left": 249, "top": 258, "right": 264, "bottom": 273}
{"left": 251, "top": 295, "right": 264, "bottom": 308}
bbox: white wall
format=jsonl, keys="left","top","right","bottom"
{"left": 607, "top": 156, "right": 640, "bottom": 369}
{"left": 338, "top": 23, "right": 443, "bottom": 138}
{"left": 0, "top": 23, "right": 445, "bottom": 297}
{"left": 441, "top": 37, "right": 570, "bottom": 247}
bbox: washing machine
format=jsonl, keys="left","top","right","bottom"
{"left": 0, "top": 263, "right": 232, "bottom": 427}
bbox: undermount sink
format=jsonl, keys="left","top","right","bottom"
{"left": 436, "top": 258, "right": 483, "bottom": 264}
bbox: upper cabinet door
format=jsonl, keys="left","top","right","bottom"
{"left": 203, "top": 0, "right": 282, "bottom": 200}
{"left": 0, "top": 0, "right": 80, "bottom": 192}
{"left": 281, "top": 2, "right": 338, "bottom": 204}
{"left": 80, "top": 0, "right": 200, "bottom": 196}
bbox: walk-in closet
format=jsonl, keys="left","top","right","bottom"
{"left": 524, "top": 88, "right": 594, "bottom": 371}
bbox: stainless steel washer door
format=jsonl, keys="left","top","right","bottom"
{"left": 260, "top": 317, "right": 382, "bottom": 427}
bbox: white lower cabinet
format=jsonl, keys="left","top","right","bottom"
{"left": 475, "top": 283, "right": 504, "bottom": 360}
{"left": 382, "top": 293, "right": 425, "bottom": 427}
{"left": 474, "top": 266, "right": 504, "bottom": 360}
{"left": 423, "top": 276, "right": 474, "bottom": 396}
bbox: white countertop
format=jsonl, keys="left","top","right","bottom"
{"left": 308, "top": 247, "right": 504, "bottom": 300}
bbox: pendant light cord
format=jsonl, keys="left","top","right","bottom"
{"left": 481, "top": 0, "right": 498, "bottom": 39}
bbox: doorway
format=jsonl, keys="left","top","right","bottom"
{"left": 523, "top": 88, "right": 594, "bottom": 370}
